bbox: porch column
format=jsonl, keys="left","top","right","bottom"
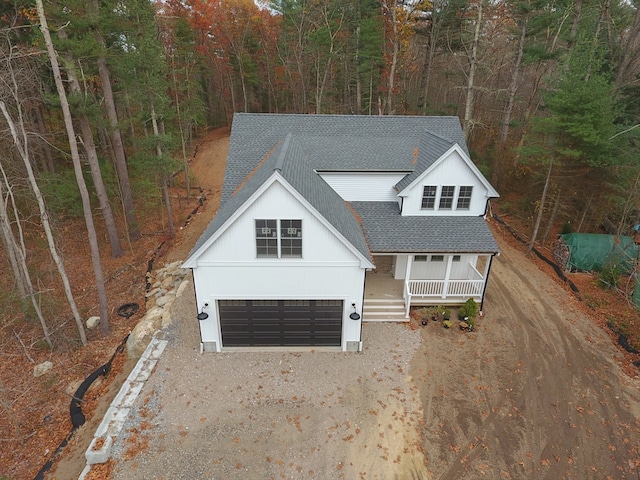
{"left": 404, "top": 256, "right": 414, "bottom": 317}
{"left": 442, "top": 255, "right": 454, "bottom": 299}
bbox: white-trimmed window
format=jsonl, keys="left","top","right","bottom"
{"left": 256, "top": 219, "right": 302, "bottom": 258}
{"left": 414, "top": 255, "right": 428, "bottom": 262}
{"left": 431, "top": 255, "right": 444, "bottom": 262}
{"left": 439, "top": 186, "right": 455, "bottom": 209}
{"left": 421, "top": 186, "right": 437, "bottom": 209}
{"left": 457, "top": 186, "right": 473, "bottom": 210}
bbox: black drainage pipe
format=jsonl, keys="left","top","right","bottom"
{"left": 33, "top": 333, "right": 129, "bottom": 480}
{"left": 492, "top": 213, "right": 581, "bottom": 299}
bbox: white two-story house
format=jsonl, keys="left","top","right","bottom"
{"left": 183, "top": 114, "right": 499, "bottom": 352}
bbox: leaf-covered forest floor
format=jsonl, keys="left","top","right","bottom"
{"left": 1, "top": 126, "right": 639, "bottom": 479}
{"left": 0, "top": 127, "right": 229, "bottom": 480}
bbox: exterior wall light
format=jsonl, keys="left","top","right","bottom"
{"left": 349, "top": 302, "right": 361, "bottom": 321}
{"left": 197, "top": 302, "right": 209, "bottom": 321}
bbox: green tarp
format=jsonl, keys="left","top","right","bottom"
{"left": 560, "top": 233, "right": 639, "bottom": 274}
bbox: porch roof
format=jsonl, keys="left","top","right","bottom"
{"left": 350, "top": 201, "right": 500, "bottom": 254}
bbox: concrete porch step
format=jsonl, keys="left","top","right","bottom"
{"left": 363, "top": 299, "right": 409, "bottom": 322}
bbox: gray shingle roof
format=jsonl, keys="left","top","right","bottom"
{"left": 277, "top": 136, "right": 372, "bottom": 261}
{"left": 187, "top": 131, "right": 372, "bottom": 262}
{"left": 394, "top": 131, "right": 457, "bottom": 192}
{"left": 187, "top": 113, "right": 495, "bottom": 263}
{"left": 222, "top": 113, "right": 468, "bottom": 203}
{"left": 350, "top": 202, "right": 500, "bottom": 253}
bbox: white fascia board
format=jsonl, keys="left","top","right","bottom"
{"left": 183, "top": 172, "right": 283, "bottom": 268}
{"left": 274, "top": 172, "right": 375, "bottom": 270}
{"left": 397, "top": 144, "right": 500, "bottom": 198}
{"left": 184, "top": 172, "right": 374, "bottom": 270}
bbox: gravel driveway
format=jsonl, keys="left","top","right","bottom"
{"left": 108, "top": 231, "right": 640, "bottom": 480}
{"left": 110, "top": 281, "right": 429, "bottom": 480}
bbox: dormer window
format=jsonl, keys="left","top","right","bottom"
{"left": 439, "top": 186, "right": 455, "bottom": 209}
{"left": 421, "top": 186, "right": 437, "bottom": 209}
{"left": 457, "top": 186, "right": 473, "bottom": 209}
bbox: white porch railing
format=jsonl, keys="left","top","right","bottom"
{"left": 407, "top": 279, "right": 484, "bottom": 297}
{"left": 403, "top": 268, "right": 485, "bottom": 317}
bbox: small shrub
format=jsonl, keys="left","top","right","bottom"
{"left": 598, "top": 263, "right": 622, "bottom": 289}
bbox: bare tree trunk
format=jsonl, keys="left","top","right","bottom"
{"left": 614, "top": 3, "right": 640, "bottom": 91}
{"left": 495, "top": 15, "right": 527, "bottom": 187}
{"left": 422, "top": 0, "right": 439, "bottom": 115}
{"left": 169, "top": 53, "right": 191, "bottom": 199}
{"left": 618, "top": 170, "right": 640, "bottom": 233}
{"left": 37, "top": 0, "right": 109, "bottom": 336}
{"left": 0, "top": 380, "right": 25, "bottom": 446}
{"left": 568, "top": 0, "right": 583, "bottom": 48}
{"left": 541, "top": 189, "right": 560, "bottom": 246}
{"left": 59, "top": 50, "right": 124, "bottom": 258}
{"left": 577, "top": 193, "right": 593, "bottom": 233}
{"left": 97, "top": 55, "right": 141, "bottom": 242}
{"left": 527, "top": 159, "right": 553, "bottom": 254}
{"left": 463, "top": 0, "right": 483, "bottom": 140}
{"left": 0, "top": 162, "right": 52, "bottom": 347}
{"left": 31, "top": 105, "right": 55, "bottom": 174}
{"left": 384, "top": 0, "right": 399, "bottom": 115}
{"left": 86, "top": 0, "right": 139, "bottom": 241}
{"left": 0, "top": 165, "right": 28, "bottom": 299}
{"left": 150, "top": 104, "right": 175, "bottom": 239}
{"left": 0, "top": 100, "right": 84, "bottom": 345}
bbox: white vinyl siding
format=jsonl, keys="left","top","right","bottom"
{"left": 399, "top": 150, "right": 492, "bottom": 216}
{"left": 319, "top": 172, "right": 407, "bottom": 202}
{"left": 197, "top": 182, "right": 360, "bottom": 265}
{"left": 191, "top": 181, "right": 367, "bottom": 351}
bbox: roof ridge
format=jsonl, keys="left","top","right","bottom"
{"left": 231, "top": 138, "right": 283, "bottom": 197}
{"left": 274, "top": 133, "right": 293, "bottom": 172}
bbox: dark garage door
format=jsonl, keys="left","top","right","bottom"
{"left": 218, "top": 300, "right": 343, "bottom": 347}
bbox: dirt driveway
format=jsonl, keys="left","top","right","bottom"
{"left": 413, "top": 231, "right": 640, "bottom": 479}
{"left": 106, "top": 229, "right": 640, "bottom": 480}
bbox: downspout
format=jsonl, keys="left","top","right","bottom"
{"left": 479, "top": 253, "right": 497, "bottom": 312}
{"left": 358, "top": 275, "right": 368, "bottom": 352}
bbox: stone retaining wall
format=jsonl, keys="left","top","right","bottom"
{"left": 126, "top": 261, "right": 190, "bottom": 358}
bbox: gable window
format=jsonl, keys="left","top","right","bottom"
{"left": 256, "top": 219, "right": 302, "bottom": 258}
{"left": 439, "top": 186, "right": 455, "bottom": 209}
{"left": 280, "top": 219, "right": 302, "bottom": 257}
{"left": 457, "top": 186, "right": 473, "bottom": 210}
{"left": 421, "top": 186, "right": 437, "bottom": 209}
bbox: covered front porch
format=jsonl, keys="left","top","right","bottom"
{"left": 363, "top": 253, "right": 496, "bottom": 320}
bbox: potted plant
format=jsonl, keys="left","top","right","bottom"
{"left": 443, "top": 319, "right": 452, "bottom": 329}
{"left": 465, "top": 317, "right": 475, "bottom": 331}
{"left": 459, "top": 316, "right": 475, "bottom": 331}
{"left": 462, "top": 298, "right": 478, "bottom": 320}
{"left": 442, "top": 308, "right": 451, "bottom": 321}
{"left": 418, "top": 307, "right": 430, "bottom": 325}
{"left": 458, "top": 298, "right": 478, "bottom": 320}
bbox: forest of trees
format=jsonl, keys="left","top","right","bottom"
{"left": 0, "top": 0, "right": 639, "bottom": 344}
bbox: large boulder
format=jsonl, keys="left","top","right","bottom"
{"left": 126, "top": 308, "right": 165, "bottom": 358}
